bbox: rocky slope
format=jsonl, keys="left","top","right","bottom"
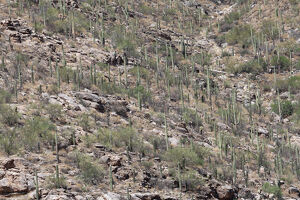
{"left": 0, "top": 0, "right": 300, "bottom": 199}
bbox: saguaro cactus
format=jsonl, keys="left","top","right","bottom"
{"left": 35, "top": 170, "right": 39, "bottom": 200}
{"left": 109, "top": 165, "right": 113, "bottom": 191}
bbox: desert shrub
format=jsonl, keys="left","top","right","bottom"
{"left": 261, "top": 20, "right": 279, "bottom": 40}
{"left": 262, "top": 182, "right": 282, "bottom": 198}
{"left": 271, "top": 100, "right": 294, "bottom": 118}
{"left": 224, "top": 11, "right": 240, "bottom": 24}
{"left": 59, "top": 66, "right": 74, "bottom": 83}
{"left": 141, "top": 161, "right": 153, "bottom": 170}
{"left": 137, "top": 2, "right": 156, "bottom": 15}
{"left": 0, "top": 105, "right": 20, "bottom": 126}
{"left": 46, "top": 169, "right": 67, "bottom": 189}
{"left": 0, "top": 89, "right": 11, "bottom": 104}
{"left": 192, "top": 52, "right": 212, "bottom": 66}
{"left": 99, "top": 79, "right": 128, "bottom": 95}
{"left": 79, "top": 113, "right": 91, "bottom": 131}
{"left": 46, "top": 7, "right": 89, "bottom": 36}
{"left": 96, "top": 127, "right": 140, "bottom": 151}
{"left": 22, "top": 117, "right": 55, "bottom": 151}
{"left": 44, "top": 104, "right": 63, "bottom": 121}
{"left": 110, "top": 25, "right": 139, "bottom": 58}
{"left": 151, "top": 136, "right": 167, "bottom": 154}
{"left": 129, "top": 85, "right": 152, "bottom": 104}
{"left": 295, "top": 103, "right": 300, "bottom": 123}
{"left": 289, "top": 0, "right": 300, "bottom": 6}
{"left": 45, "top": 7, "right": 68, "bottom": 34}
{"left": 271, "top": 55, "right": 290, "bottom": 71}
{"left": 164, "top": 147, "right": 203, "bottom": 168}
{"left": 182, "top": 108, "right": 202, "bottom": 128}
{"left": 129, "top": 66, "right": 149, "bottom": 80}
{"left": 73, "top": 152, "right": 104, "bottom": 185}
{"left": 182, "top": 170, "right": 204, "bottom": 191}
{"left": 275, "top": 75, "right": 300, "bottom": 93}
{"left": 225, "top": 24, "right": 252, "bottom": 47}
{"left": 0, "top": 129, "right": 19, "bottom": 155}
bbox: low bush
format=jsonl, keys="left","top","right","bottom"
{"left": 271, "top": 100, "right": 294, "bottom": 118}
{"left": 226, "top": 58, "right": 267, "bottom": 75}
{"left": 271, "top": 55, "right": 290, "bottom": 72}
{"left": 73, "top": 152, "right": 104, "bottom": 185}
{"left": 261, "top": 20, "right": 279, "bottom": 40}
{"left": 0, "top": 105, "right": 20, "bottom": 126}
{"left": 0, "top": 129, "right": 19, "bottom": 155}
{"left": 275, "top": 75, "right": 300, "bottom": 94}
{"left": 22, "top": 116, "right": 55, "bottom": 151}
{"left": 44, "top": 104, "right": 63, "bottom": 122}
{"left": 0, "top": 89, "right": 11, "bottom": 104}
{"left": 262, "top": 182, "right": 282, "bottom": 198}
{"left": 164, "top": 147, "right": 204, "bottom": 168}
{"left": 225, "top": 24, "right": 252, "bottom": 48}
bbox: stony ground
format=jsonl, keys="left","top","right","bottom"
{"left": 0, "top": 0, "right": 300, "bottom": 199}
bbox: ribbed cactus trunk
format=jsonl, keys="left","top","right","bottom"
{"left": 35, "top": 170, "right": 39, "bottom": 200}
{"left": 109, "top": 165, "right": 113, "bottom": 191}
{"left": 164, "top": 112, "right": 168, "bottom": 151}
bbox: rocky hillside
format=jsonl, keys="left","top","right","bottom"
{"left": 0, "top": 0, "right": 300, "bottom": 199}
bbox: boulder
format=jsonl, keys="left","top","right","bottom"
{"left": 131, "top": 193, "right": 162, "bottom": 200}
{"left": 216, "top": 185, "right": 237, "bottom": 200}
{"left": 0, "top": 158, "right": 35, "bottom": 195}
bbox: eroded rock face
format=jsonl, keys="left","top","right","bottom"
{"left": 0, "top": 158, "right": 35, "bottom": 196}
{"left": 75, "top": 90, "right": 129, "bottom": 118}
{"left": 216, "top": 185, "right": 237, "bottom": 200}
{"left": 131, "top": 193, "right": 162, "bottom": 200}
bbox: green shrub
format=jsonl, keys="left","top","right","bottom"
{"left": 79, "top": 113, "right": 91, "bottom": 131}
{"left": 262, "top": 182, "right": 282, "bottom": 198}
{"left": 44, "top": 104, "right": 62, "bottom": 121}
{"left": 271, "top": 55, "right": 290, "bottom": 71}
{"left": 295, "top": 103, "right": 300, "bottom": 123}
{"left": 59, "top": 66, "right": 74, "bottom": 83}
{"left": 46, "top": 8, "right": 89, "bottom": 36}
{"left": 182, "top": 170, "right": 204, "bottom": 191}
{"left": 289, "top": 0, "right": 300, "bottom": 6}
{"left": 164, "top": 147, "right": 203, "bottom": 168}
{"left": 261, "top": 20, "right": 279, "bottom": 40}
{"left": 97, "top": 127, "right": 140, "bottom": 151}
{"left": 22, "top": 117, "right": 55, "bottom": 151}
{"left": 73, "top": 152, "right": 104, "bottom": 185}
{"left": 182, "top": 108, "right": 202, "bottom": 128}
{"left": 110, "top": 25, "right": 139, "bottom": 58}
{"left": 225, "top": 25, "right": 252, "bottom": 47}
{"left": 46, "top": 171, "right": 67, "bottom": 189}
{"left": 0, "top": 105, "right": 20, "bottom": 126}
{"left": 271, "top": 100, "right": 294, "bottom": 118}
{"left": 141, "top": 161, "right": 153, "bottom": 170}
{"left": 0, "top": 129, "right": 19, "bottom": 155}
{"left": 226, "top": 58, "right": 267, "bottom": 75}
{"left": 275, "top": 75, "right": 300, "bottom": 94}
{"left": 128, "top": 85, "right": 152, "bottom": 105}
{"left": 0, "top": 89, "right": 11, "bottom": 104}
{"left": 129, "top": 66, "right": 149, "bottom": 80}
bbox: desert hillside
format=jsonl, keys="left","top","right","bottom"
{"left": 0, "top": 0, "right": 300, "bottom": 199}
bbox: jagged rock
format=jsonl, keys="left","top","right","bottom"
{"left": 45, "top": 195, "right": 69, "bottom": 200}
{"left": 289, "top": 186, "right": 300, "bottom": 197}
{"left": 238, "top": 188, "right": 255, "bottom": 199}
{"left": 99, "top": 155, "right": 111, "bottom": 164}
{"left": 131, "top": 193, "right": 162, "bottom": 200}
{"left": 2, "top": 158, "right": 15, "bottom": 170}
{"left": 98, "top": 192, "right": 124, "bottom": 200}
{"left": 106, "top": 52, "right": 124, "bottom": 66}
{"left": 0, "top": 158, "right": 35, "bottom": 195}
{"left": 257, "top": 127, "right": 269, "bottom": 136}
{"left": 216, "top": 185, "right": 237, "bottom": 200}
